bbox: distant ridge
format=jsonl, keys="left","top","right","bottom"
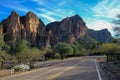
{"left": 0, "top": 11, "right": 113, "bottom": 49}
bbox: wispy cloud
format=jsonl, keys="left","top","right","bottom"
{"left": 93, "top": 0, "right": 120, "bottom": 19}
{"left": 31, "top": 0, "right": 75, "bottom": 22}
{"left": 38, "top": 14, "right": 56, "bottom": 22}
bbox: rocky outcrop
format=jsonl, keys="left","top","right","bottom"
{"left": 20, "top": 11, "right": 46, "bottom": 47}
{"left": 46, "top": 14, "right": 87, "bottom": 46}
{"left": 87, "top": 29, "right": 112, "bottom": 42}
{"left": 1, "top": 11, "right": 25, "bottom": 41}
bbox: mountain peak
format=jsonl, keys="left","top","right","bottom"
{"left": 26, "top": 11, "right": 37, "bottom": 17}
{"left": 27, "top": 11, "right": 34, "bottom": 15}
{"left": 72, "top": 14, "right": 81, "bottom": 19}
{"left": 101, "top": 28, "right": 109, "bottom": 31}
{"left": 10, "top": 11, "right": 19, "bottom": 16}
{"left": 74, "top": 14, "right": 80, "bottom": 17}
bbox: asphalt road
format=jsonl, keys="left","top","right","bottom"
{"left": 0, "top": 56, "right": 103, "bottom": 80}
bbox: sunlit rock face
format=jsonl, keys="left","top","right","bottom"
{"left": 46, "top": 14, "right": 87, "bottom": 47}
{"left": 20, "top": 11, "right": 46, "bottom": 47}
{"left": 87, "top": 29, "right": 112, "bottom": 42}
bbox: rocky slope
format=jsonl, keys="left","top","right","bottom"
{"left": 0, "top": 11, "right": 113, "bottom": 49}
{"left": 46, "top": 14, "right": 87, "bottom": 47}
{"left": 87, "top": 29, "right": 112, "bottom": 42}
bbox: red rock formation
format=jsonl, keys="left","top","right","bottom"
{"left": 20, "top": 11, "right": 45, "bottom": 46}
{"left": 1, "top": 11, "right": 46, "bottom": 48}
{"left": 1, "top": 11, "right": 25, "bottom": 41}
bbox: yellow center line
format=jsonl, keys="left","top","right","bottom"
{"left": 46, "top": 63, "right": 80, "bottom": 80}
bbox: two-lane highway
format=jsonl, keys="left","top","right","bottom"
{"left": 0, "top": 56, "right": 103, "bottom": 80}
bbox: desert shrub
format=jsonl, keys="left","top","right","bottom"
{"left": 79, "top": 49, "right": 88, "bottom": 56}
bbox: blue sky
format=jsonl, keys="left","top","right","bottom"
{"left": 0, "top": 0, "right": 120, "bottom": 35}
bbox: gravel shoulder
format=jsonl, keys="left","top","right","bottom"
{"left": 99, "top": 60, "right": 120, "bottom": 80}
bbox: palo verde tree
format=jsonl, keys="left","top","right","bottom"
{"left": 7, "top": 40, "right": 29, "bottom": 55}
{"left": 54, "top": 42, "right": 73, "bottom": 59}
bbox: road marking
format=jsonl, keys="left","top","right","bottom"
{"left": 95, "top": 59, "right": 102, "bottom": 80}
{"left": 46, "top": 63, "right": 79, "bottom": 80}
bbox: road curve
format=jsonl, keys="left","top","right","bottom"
{"left": 0, "top": 56, "right": 103, "bottom": 80}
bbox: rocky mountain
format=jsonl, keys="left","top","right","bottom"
{"left": 0, "top": 11, "right": 46, "bottom": 48}
{"left": 0, "top": 11, "right": 25, "bottom": 42}
{"left": 87, "top": 29, "right": 112, "bottom": 42}
{"left": 0, "top": 11, "right": 113, "bottom": 49}
{"left": 46, "top": 14, "right": 87, "bottom": 47}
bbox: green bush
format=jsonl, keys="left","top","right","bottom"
{"left": 99, "top": 43, "right": 120, "bottom": 61}
{"left": 79, "top": 49, "right": 88, "bottom": 56}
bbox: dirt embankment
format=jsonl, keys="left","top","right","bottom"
{"left": 0, "top": 69, "right": 11, "bottom": 77}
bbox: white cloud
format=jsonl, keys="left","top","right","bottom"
{"left": 93, "top": 0, "right": 120, "bottom": 19}
{"left": 87, "top": 20, "right": 113, "bottom": 30}
{"left": 86, "top": 19, "right": 115, "bottom": 36}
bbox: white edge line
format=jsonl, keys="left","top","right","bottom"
{"left": 95, "top": 59, "right": 102, "bottom": 80}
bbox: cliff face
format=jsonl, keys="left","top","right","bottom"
{"left": 46, "top": 14, "right": 87, "bottom": 47}
{"left": 87, "top": 29, "right": 112, "bottom": 42}
{"left": 1, "top": 11, "right": 46, "bottom": 48}
{"left": 1, "top": 11, "right": 25, "bottom": 41}
{"left": 20, "top": 11, "right": 46, "bottom": 47}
